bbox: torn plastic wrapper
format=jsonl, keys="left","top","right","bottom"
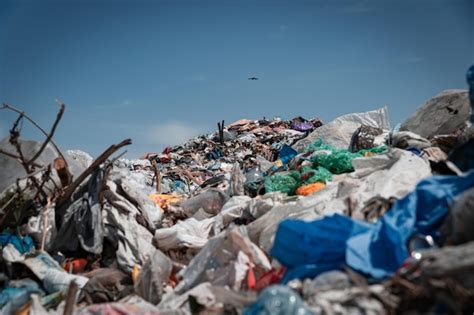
{"left": 154, "top": 217, "right": 214, "bottom": 251}
{"left": 18, "top": 252, "right": 89, "bottom": 296}
{"left": 0, "top": 279, "right": 44, "bottom": 314}
{"left": 53, "top": 169, "right": 104, "bottom": 255}
{"left": 103, "top": 203, "right": 157, "bottom": 273}
{"left": 76, "top": 295, "right": 161, "bottom": 315}
{"left": 134, "top": 249, "right": 172, "bottom": 305}
{"left": 213, "top": 196, "right": 252, "bottom": 234}
{"left": 158, "top": 282, "right": 257, "bottom": 314}
{"left": 175, "top": 228, "right": 271, "bottom": 294}
{"left": 179, "top": 189, "right": 230, "bottom": 216}
{"left": 82, "top": 268, "right": 133, "bottom": 304}
{"left": 26, "top": 203, "right": 57, "bottom": 251}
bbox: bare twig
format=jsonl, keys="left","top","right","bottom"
{"left": 0, "top": 149, "right": 43, "bottom": 168}
{"left": 1, "top": 103, "right": 68, "bottom": 164}
{"left": 10, "top": 113, "right": 28, "bottom": 168}
{"left": 0, "top": 193, "right": 17, "bottom": 213}
{"left": 33, "top": 164, "right": 52, "bottom": 201}
{"left": 152, "top": 159, "right": 161, "bottom": 193}
{"left": 41, "top": 198, "right": 52, "bottom": 251}
{"left": 106, "top": 150, "right": 128, "bottom": 167}
{"left": 63, "top": 280, "right": 78, "bottom": 315}
{"left": 57, "top": 139, "right": 132, "bottom": 208}
{"left": 17, "top": 165, "right": 49, "bottom": 180}
{"left": 8, "top": 113, "right": 47, "bottom": 199}
{"left": 27, "top": 103, "right": 65, "bottom": 166}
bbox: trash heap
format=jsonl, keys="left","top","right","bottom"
{"left": 1, "top": 66, "right": 474, "bottom": 315}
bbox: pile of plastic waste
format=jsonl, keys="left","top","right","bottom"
{"left": 0, "top": 66, "right": 473, "bottom": 315}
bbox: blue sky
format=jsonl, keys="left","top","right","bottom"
{"left": 0, "top": 0, "right": 472, "bottom": 157}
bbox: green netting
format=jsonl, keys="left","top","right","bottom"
{"left": 304, "top": 138, "right": 333, "bottom": 153}
{"left": 305, "top": 166, "right": 333, "bottom": 184}
{"left": 265, "top": 140, "right": 386, "bottom": 194}
{"left": 264, "top": 171, "right": 302, "bottom": 195}
{"left": 308, "top": 140, "right": 387, "bottom": 174}
{"left": 312, "top": 151, "right": 358, "bottom": 174}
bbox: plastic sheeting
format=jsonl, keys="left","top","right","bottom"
{"left": 0, "top": 233, "right": 34, "bottom": 254}
{"left": 134, "top": 249, "right": 172, "bottom": 305}
{"left": 271, "top": 171, "right": 474, "bottom": 281}
{"left": 53, "top": 169, "right": 103, "bottom": 255}
{"left": 104, "top": 204, "right": 157, "bottom": 273}
{"left": 118, "top": 169, "right": 163, "bottom": 227}
{"left": 345, "top": 149, "right": 432, "bottom": 217}
{"left": 76, "top": 295, "right": 161, "bottom": 315}
{"left": 292, "top": 107, "right": 390, "bottom": 152}
{"left": 154, "top": 217, "right": 214, "bottom": 250}
{"left": 158, "top": 282, "right": 256, "bottom": 314}
{"left": 347, "top": 170, "right": 474, "bottom": 278}
{"left": 0, "top": 279, "right": 44, "bottom": 314}
{"left": 250, "top": 149, "right": 431, "bottom": 255}
{"left": 213, "top": 195, "right": 252, "bottom": 234}
{"left": 179, "top": 189, "right": 230, "bottom": 216}
{"left": 26, "top": 204, "right": 56, "bottom": 251}
{"left": 400, "top": 90, "right": 470, "bottom": 139}
{"left": 19, "top": 252, "right": 89, "bottom": 296}
{"left": 175, "top": 228, "right": 271, "bottom": 294}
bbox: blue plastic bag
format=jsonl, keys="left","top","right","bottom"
{"left": 278, "top": 145, "right": 298, "bottom": 165}
{"left": 271, "top": 171, "right": 474, "bottom": 282}
{"left": 0, "top": 233, "right": 34, "bottom": 254}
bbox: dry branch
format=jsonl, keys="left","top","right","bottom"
{"left": 57, "top": 139, "right": 132, "bottom": 208}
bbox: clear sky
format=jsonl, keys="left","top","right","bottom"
{"left": 0, "top": 0, "right": 472, "bottom": 157}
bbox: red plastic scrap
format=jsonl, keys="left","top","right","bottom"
{"left": 247, "top": 266, "right": 256, "bottom": 289}
{"left": 62, "top": 258, "right": 88, "bottom": 274}
{"left": 254, "top": 268, "right": 286, "bottom": 291}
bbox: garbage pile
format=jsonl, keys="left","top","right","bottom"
{"left": 1, "top": 66, "right": 474, "bottom": 315}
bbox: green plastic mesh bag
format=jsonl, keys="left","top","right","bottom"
{"left": 304, "top": 139, "right": 333, "bottom": 153}
{"left": 312, "top": 151, "right": 358, "bottom": 174}
{"left": 264, "top": 171, "right": 301, "bottom": 195}
{"left": 308, "top": 140, "right": 387, "bottom": 174}
{"left": 305, "top": 166, "right": 333, "bottom": 184}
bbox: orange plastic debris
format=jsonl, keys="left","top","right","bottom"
{"left": 149, "top": 193, "right": 181, "bottom": 210}
{"left": 62, "top": 258, "right": 88, "bottom": 274}
{"left": 247, "top": 266, "right": 256, "bottom": 289}
{"left": 132, "top": 265, "right": 140, "bottom": 284}
{"left": 296, "top": 182, "right": 326, "bottom": 196}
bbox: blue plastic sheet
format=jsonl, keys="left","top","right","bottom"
{"left": 0, "top": 279, "right": 43, "bottom": 311}
{"left": 271, "top": 171, "right": 474, "bottom": 282}
{"left": 278, "top": 145, "right": 298, "bottom": 165}
{"left": 0, "top": 233, "right": 34, "bottom": 254}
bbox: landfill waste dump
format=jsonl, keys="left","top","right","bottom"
{"left": 0, "top": 66, "right": 474, "bottom": 315}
